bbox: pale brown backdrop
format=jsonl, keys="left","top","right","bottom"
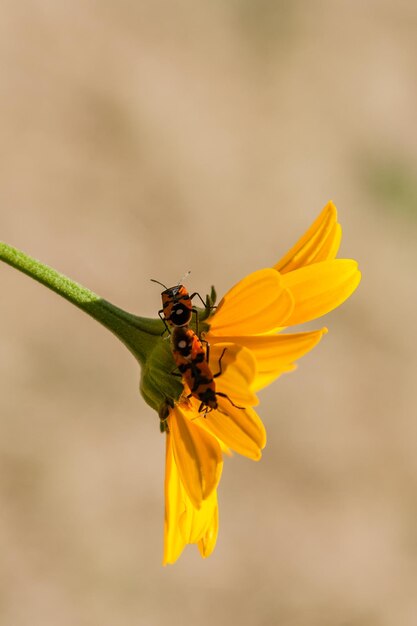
{"left": 1, "top": 1, "right": 416, "bottom": 625}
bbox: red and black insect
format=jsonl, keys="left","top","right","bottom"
{"left": 171, "top": 326, "right": 242, "bottom": 414}
{"left": 151, "top": 277, "right": 207, "bottom": 334}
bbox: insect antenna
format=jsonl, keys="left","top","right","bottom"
{"left": 150, "top": 278, "right": 168, "bottom": 289}
{"left": 176, "top": 269, "right": 191, "bottom": 287}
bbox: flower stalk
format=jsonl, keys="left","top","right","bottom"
{"left": 0, "top": 241, "right": 182, "bottom": 413}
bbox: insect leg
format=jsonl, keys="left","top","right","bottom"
{"left": 215, "top": 391, "right": 244, "bottom": 410}
{"left": 213, "top": 347, "right": 227, "bottom": 378}
{"left": 158, "top": 310, "right": 171, "bottom": 336}
{"left": 190, "top": 292, "right": 208, "bottom": 308}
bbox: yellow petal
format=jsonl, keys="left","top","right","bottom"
{"left": 208, "top": 342, "right": 258, "bottom": 407}
{"left": 193, "top": 415, "right": 234, "bottom": 457}
{"left": 274, "top": 201, "right": 342, "bottom": 273}
{"left": 198, "top": 504, "right": 219, "bottom": 558}
{"left": 180, "top": 491, "right": 218, "bottom": 547}
{"left": 163, "top": 433, "right": 186, "bottom": 565}
{"left": 204, "top": 404, "right": 266, "bottom": 460}
{"left": 212, "top": 329, "right": 327, "bottom": 391}
{"left": 315, "top": 222, "right": 342, "bottom": 263}
{"left": 208, "top": 268, "right": 294, "bottom": 335}
{"left": 281, "top": 259, "right": 361, "bottom": 326}
{"left": 163, "top": 434, "right": 219, "bottom": 565}
{"left": 253, "top": 364, "right": 297, "bottom": 391}
{"left": 170, "top": 406, "right": 223, "bottom": 509}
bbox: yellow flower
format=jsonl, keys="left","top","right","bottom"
{"left": 163, "top": 201, "right": 361, "bottom": 564}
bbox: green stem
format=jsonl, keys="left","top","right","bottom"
{"left": 0, "top": 241, "right": 162, "bottom": 365}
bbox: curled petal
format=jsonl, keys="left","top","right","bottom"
{"left": 315, "top": 222, "right": 342, "bottom": 264}
{"left": 179, "top": 489, "right": 218, "bottom": 547}
{"left": 208, "top": 268, "right": 294, "bottom": 335}
{"left": 198, "top": 504, "right": 219, "bottom": 558}
{"left": 281, "top": 259, "right": 361, "bottom": 326}
{"left": 170, "top": 406, "right": 223, "bottom": 509}
{"left": 164, "top": 434, "right": 219, "bottom": 565}
{"left": 274, "top": 201, "right": 341, "bottom": 273}
{"left": 204, "top": 404, "right": 266, "bottom": 461}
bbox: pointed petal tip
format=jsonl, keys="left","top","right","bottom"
{"left": 274, "top": 201, "right": 342, "bottom": 273}
{"left": 326, "top": 199, "right": 337, "bottom": 216}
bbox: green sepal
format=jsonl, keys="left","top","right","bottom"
{"left": 139, "top": 335, "right": 184, "bottom": 414}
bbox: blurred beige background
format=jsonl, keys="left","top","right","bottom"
{"left": 1, "top": 1, "right": 416, "bottom": 625}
